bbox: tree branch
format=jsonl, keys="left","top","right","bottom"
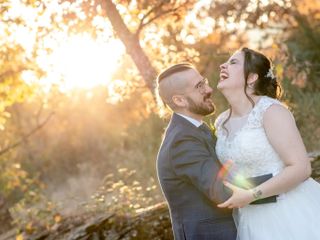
{"left": 136, "top": 2, "right": 165, "bottom": 35}
{"left": 135, "top": 2, "right": 190, "bottom": 36}
{"left": 103, "top": 0, "right": 158, "bottom": 96}
{"left": 0, "top": 112, "right": 54, "bottom": 156}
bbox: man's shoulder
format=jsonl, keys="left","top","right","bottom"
{"left": 166, "top": 121, "right": 201, "bottom": 141}
{"left": 159, "top": 113, "right": 205, "bottom": 153}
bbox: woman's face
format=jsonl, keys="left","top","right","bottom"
{"left": 217, "top": 50, "right": 246, "bottom": 91}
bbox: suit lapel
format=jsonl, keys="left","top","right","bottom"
{"left": 171, "top": 113, "right": 217, "bottom": 154}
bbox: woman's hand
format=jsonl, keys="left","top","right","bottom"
{"left": 217, "top": 181, "right": 254, "bottom": 208}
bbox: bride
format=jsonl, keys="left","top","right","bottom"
{"left": 215, "top": 47, "right": 320, "bottom": 239}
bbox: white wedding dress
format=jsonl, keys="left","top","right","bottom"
{"left": 215, "top": 96, "right": 320, "bottom": 240}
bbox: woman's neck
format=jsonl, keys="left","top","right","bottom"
{"left": 223, "top": 90, "right": 261, "bottom": 117}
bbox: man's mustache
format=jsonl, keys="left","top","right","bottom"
{"left": 203, "top": 93, "right": 212, "bottom": 100}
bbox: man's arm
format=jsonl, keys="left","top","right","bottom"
{"left": 170, "top": 133, "right": 231, "bottom": 203}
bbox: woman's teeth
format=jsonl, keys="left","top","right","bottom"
{"left": 220, "top": 73, "right": 228, "bottom": 81}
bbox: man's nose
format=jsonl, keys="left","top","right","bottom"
{"left": 206, "top": 84, "right": 213, "bottom": 94}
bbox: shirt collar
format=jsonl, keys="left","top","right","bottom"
{"left": 176, "top": 113, "right": 203, "bottom": 127}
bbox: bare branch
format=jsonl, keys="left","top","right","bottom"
{"left": 35, "top": 103, "right": 44, "bottom": 126}
{"left": 136, "top": 2, "right": 165, "bottom": 35}
{"left": 0, "top": 112, "right": 54, "bottom": 156}
{"left": 135, "top": 2, "right": 190, "bottom": 36}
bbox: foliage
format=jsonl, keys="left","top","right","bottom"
{"left": 9, "top": 166, "right": 163, "bottom": 235}
{"left": 281, "top": 78, "right": 320, "bottom": 151}
{"left": 279, "top": 7, "right": 320, "bottom": 151}
{"left": 85, "top": 168, "right": 162, "bottom": 215}
{"left": 0, "top": 157, "right": 53, "bottom": 234}
{"left": 285, "top": 13, "right": 320, "bottom": 91}
{"left": 10, "top": 196, "right": 61, "bottom": 235}
{"left": 3, "top": 88, "right": 166, "bottom": 233}
{"left": 0, "top": 161, "right": 34, "bottom": 201}
{"left": 0, "top": 0, "right": 319, "bottom": 237}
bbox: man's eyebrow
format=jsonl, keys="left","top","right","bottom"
{"left": 194, "top": 77, "right": 206, "bottom": 88}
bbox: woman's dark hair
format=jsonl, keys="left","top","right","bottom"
{"left": 222, "top": 47, "right": 282, "bottom": 135}
{"left": 242, "top": 47, "right": 282, "bottom": 100}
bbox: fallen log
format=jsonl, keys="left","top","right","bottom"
{"left": 18, "top": 202, "right": 172, "bottom": 240}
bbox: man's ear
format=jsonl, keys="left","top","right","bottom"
{"left": 247, "top": 73, "right": 259, "bottom": 85}
{"left": 172, "top": 95, "right": 187, "bottom": 108}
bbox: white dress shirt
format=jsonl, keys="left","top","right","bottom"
{"left": 176, "top": 113, "right": 203, "bottom": 127}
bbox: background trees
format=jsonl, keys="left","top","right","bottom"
{"left": 0, "top": 0, "right": 319, "bottom": 236}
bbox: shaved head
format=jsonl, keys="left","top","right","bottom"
{"left": 157, "top": 63, "right": 197, "bottom": 109}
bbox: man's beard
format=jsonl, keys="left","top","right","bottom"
{"left": 186, "top": 94, "right": 215, "bottom": 116}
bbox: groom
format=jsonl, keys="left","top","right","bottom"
{"left": 156, "top": 63, "right": 237, "bottom": 240}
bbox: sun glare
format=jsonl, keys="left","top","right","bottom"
{"left": 37, "top": 34, "right": 125, "bottom": 91}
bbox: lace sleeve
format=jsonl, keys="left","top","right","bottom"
{"left": 259, "top": 97, "right": 284, "bottom": 114}
{"left": 248, "top": 96, "right": 286, "bottom": 128}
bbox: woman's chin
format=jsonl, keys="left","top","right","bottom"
{"left": 217, "top": 81, "right": 226, "bottom": 90}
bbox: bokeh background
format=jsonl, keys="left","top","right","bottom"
{"left": 0, "top": 0, "right": 319, "bottom": 238}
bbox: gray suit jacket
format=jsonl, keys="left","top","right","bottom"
{"left": 157, "top": 113, "right": 237, "bottom": 240}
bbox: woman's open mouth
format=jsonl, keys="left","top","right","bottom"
{"left": 219, "top": 71, "right": 229, "bottom": 81}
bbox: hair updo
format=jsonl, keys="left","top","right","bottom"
{"left": 241, "top": 47, "right": 282, "bottom": 99}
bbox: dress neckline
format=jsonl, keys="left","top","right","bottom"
{"left": 222, "top": 96, "right": 265, "bottom": 142}
{"left": 228, "top": 96, "right": 264, "bottom": 119}
{"left": 229, "top": 114, "right": 249, "bottom": 120}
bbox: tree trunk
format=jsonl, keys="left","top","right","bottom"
{"left": 103, "top": 0, "right": 158, "bottom": 96}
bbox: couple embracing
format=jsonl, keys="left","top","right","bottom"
{"left": 156, "top": 47, "right": 320, "bottom": 240}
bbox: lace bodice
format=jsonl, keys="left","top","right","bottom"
{"left": 215, "top": 96, "right": 285, "bottom": 178}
